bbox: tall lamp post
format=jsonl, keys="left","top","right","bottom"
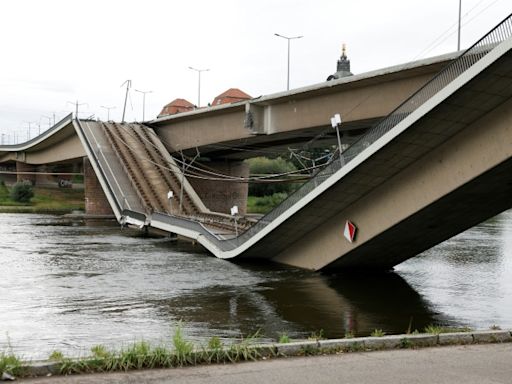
{"left": 457, "top": 0, "right": 462, "bottom": 51}
{"left": 135, "top": 89, "right": 152, "bottom": 121}
{"left": 188, "top": 67, "right": 209, "bottom": 107}
{"left": 331, "top": 113, "right": 344, "bottom": 168}
{"left": 274, "top": 33, "right": 303, "bottom": 91}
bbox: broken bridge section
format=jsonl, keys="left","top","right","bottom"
{"left": 76, "top": 120, "right": 252, "bottom": 236}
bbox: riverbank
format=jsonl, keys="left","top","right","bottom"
{"left": 18, "top": 342, "right": 512, "bottom": 384}
{"left": 3, "top": 329, "right": 511, "bottom": 380}
{"left": 0, "top": 186, "right": 84, "bottom": 214}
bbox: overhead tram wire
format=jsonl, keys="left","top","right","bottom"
{"left": 117, "top": 122, "right": 325, "bottom": 180}
{"left": 413, "top": 0, "right": 501, "bottom": 60}
{"left": 108, "top": 122, "right": 326, "bottom": 183}
{"left": 108, "top": 86, "right": 379, "bottom": 183}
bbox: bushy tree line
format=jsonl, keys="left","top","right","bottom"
{"left": 245, "top": 157, "right": 298, "bottom": 197}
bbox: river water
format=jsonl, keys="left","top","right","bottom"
{"left": 1, "top": 211, "right": 511, "bottom": 359}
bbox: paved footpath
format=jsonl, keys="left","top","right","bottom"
{"left": 21, "top": 343, "right": 512, "bottom": 384}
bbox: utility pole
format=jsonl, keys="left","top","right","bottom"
{"left": 188, "top": 67, "right": 209, "bottom": 107}
{"left": 121, "top": 80, "right": 132, "bottom": 123}
{"left": 42, "top": 115, "right": 52, "bottom": 129}
{"left": 100, "top": 105, "right": 116, "bottom": 121}
{"left": 67, "top": 100, "right": 88, "bottom": 118}
{"left": 24, "top": 121, "right": 36, "bottom": 141}
{"left": 135, "top": 89, "right": 152, "bottom": 121}
{"left": 457, "top": 0, "right": 462, "bottom": 51}
{"left": 274, "top": 33, "right": 303, "bottom": 90}
{"left": 331, "top": 113, "right": 344, "bottom": 168}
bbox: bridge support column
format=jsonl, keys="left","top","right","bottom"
{"left": 16, "top": 162, "right": 36, "bottom": 185}
{"left": 83, "top": 157, "right": 113, "bottom": 216}
{"left": 189, "top": 160, "right": 249, "bottom": 215}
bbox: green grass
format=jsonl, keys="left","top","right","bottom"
{"left": 247, "top": 193, "right": 288, "bottom": 214}
{"left": 56, "top": 326, "right": 274, "bottom": 375}
{"left": 278, "top": 333, "right": 290, "bottom": 344}
{"left": 371, "top": 329, "right": 386, "bottom": 337}
{"left": 0, "top": 335, "right": 24, "bottom": 377}
{"left": 423, "top": 324, "right": 473, "bottom": 334}
{"left": 0, "top": 186, "right": 84, "bottom": 213}
{"left": 1, "top": 322, "right": 506, "bottom": 378}
{"left": 49, "top": 350, "right": 65, "bottom": 361}
{"left": 0, "top": 352, "right": 23, "bottom": 377}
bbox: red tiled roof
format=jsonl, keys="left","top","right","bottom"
{"left": 159, "top": 98, "right": 195, "bottom": 116}
{"left": 212, "top": 88, "right": 251, "bottom": 106}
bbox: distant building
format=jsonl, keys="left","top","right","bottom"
{"left": 211, "top": 88, "right": 251, "bottom": 106}
{"left": 327, "top": 44, "right": 353, "bottom": 81}
{"left": 158, "top": 98, "right": 195, "bottom": 117}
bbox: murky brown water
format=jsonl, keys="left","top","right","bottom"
{"left": 1, "top": 211, "right": 511, "bottom": 359}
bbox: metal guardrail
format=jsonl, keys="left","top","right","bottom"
{"left": 75, "top": 120, "right": 124, "bottom": 214}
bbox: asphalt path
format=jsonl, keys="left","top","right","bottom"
{"left": 21, "top": 343, "right": 512, "bottom": 384}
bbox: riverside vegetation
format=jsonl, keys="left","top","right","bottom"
{"left": 0, "top": 324, "right": 486, "bottom": 378}
{"left": 0, "top": 181, "right": 84, "bottom": 213}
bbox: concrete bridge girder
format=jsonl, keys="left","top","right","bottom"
{"left": 151, "top": 53, "right": 457, "bottom": 158}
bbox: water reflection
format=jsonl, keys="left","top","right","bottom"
{"left": 1, "top": 211, "right": 511, "bottom": 359}
{"left": 396, "top": 210, "right": 512, "bottom": 330}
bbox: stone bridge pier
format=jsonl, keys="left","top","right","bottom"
{"left": 83, "top": 157, "right": 113, "bottom": 216}
{"left": 188, "top": 159, "right": 249, "bottom": 215}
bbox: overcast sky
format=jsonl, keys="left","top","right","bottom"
{"left": 0, "top": 0, "right": 510, "bottom": 143}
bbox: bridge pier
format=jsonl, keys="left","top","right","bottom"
{"left": 16, "top": 161, "right": 36, "bottom": 185}
{"left": 83, "top": 157, "right": 113, "bottom": 216}
{"left": 188, "top": 159, "right": 249, "bottom": 215}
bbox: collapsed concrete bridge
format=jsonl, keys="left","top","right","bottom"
{"left": 1, "top": 14, "right": 512, "bottom": 271}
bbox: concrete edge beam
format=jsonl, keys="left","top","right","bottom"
{"left": 471, "top": 330, "right": 512, "bottom": 343}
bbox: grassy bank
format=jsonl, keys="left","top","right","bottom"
{"left": 2, "top": 324, "right": 501, "bottom": 379}
{"left": 0, "top": 185, "right": 84, "bottom": 213}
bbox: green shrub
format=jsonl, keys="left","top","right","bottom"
{"left": 10, "top": 182, "right": 34, "bottom": 203}
{"left": 246, "top": 157, "right": 298, "bottom": 197}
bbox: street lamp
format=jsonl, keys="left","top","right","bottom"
{"left": 135, "top": 89, "right": 152, "bottom": 121}
{"left": 457, "top": 0, "right": 462, "bottom": 51}
{"left": 167, "top": 190, "right": 174, "bottom": 215}
{"left": 274, "top": 33, "right": 303, "bottom": 91}
{"left": 231, "top": 205, "right": 239, "bottom": 238}
{"left": 100, "top": 105, "right": 116, "bottom": 121}
{"left": 188, "top": 67, "right": 209, "bottom": 107}
{"left": 330, "top": 113, "right": 344, "bottom": 168}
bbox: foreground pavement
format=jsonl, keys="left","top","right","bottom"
{"left": 21, "top": 343, "right": 512, "bottom": 384}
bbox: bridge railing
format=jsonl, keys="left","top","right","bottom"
{"left": 231, "top": 12, "right": 512, "bottom": 248}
